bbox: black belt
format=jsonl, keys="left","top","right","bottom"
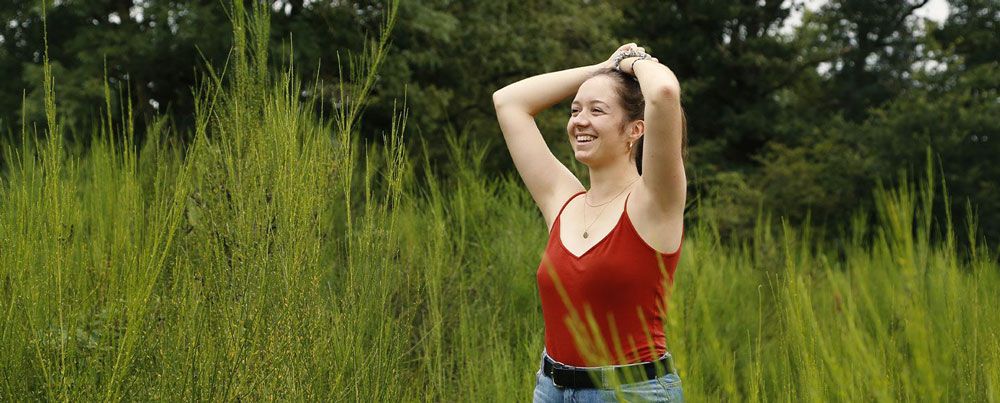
{"left": 541, "top": 354, "right": 676, "bottom": 389}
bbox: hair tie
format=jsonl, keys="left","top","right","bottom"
{"left": 612, "top": 49, "right": 650, "bottom": 71}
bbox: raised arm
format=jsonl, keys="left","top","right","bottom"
{"left": 493, "top": 45, "right": 637, "bottom": 228}
{"left": 621, "top": 56, "right": 686, "bottom": 216}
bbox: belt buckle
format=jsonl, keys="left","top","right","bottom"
{"left": 548, "top": 361, "right": 565, "bottom": 389}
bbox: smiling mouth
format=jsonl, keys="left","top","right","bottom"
{"left": 575, "top": 134, "right": 597, "bottom": 144}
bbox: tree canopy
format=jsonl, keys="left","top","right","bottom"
{"left": 2, "top": 0, "right": 997, "bottom": 242}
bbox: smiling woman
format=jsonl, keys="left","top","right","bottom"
{"left": 493, "top": 44, "right": 687, "bottom": 402}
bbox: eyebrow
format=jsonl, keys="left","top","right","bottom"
{"left": 571, "top": 100, "right": 611, "bottom": 107}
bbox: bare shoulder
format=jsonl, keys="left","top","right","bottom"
{"left": 627, "top": 179, "right": 685, "bottom": 254}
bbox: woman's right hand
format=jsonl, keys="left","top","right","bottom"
{"left": 602, "top": 43, "right": 649, "bottom": 69}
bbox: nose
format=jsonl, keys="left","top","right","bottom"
{"left": 570, "top": 112, "right": 590, "bottom": 128}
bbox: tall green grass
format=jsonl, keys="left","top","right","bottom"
{"left": 1, "top": 1, "right": 998, "bottom": 401}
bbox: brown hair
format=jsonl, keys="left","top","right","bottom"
{"left": 588, "top": 68, "right": 687, "bottom": 175}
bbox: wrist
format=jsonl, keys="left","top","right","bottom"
{"left": 623, "top": 55, "right": 656, "bottom": 76}
{"left": 629, "top": 57, "right": 647, "bottom": 72}
{"left": 620, "top": 57, "right": 640, "bottom": 75}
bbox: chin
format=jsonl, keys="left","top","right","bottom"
{"left": 574, "top": 151, "right": 596, "bottom": 166}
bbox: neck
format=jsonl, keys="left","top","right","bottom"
{"left": 586, "top": 157, "right": 640, "bottom": 202}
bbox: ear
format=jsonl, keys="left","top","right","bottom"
{"left": 629, "top": 120, "right": 645, "bottom": 143}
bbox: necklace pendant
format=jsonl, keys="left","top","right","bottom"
{"left": 583, "top": 231, "right": 589, "bottom": 239}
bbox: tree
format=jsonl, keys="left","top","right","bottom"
{"left": 933, "top": 0, "right": 999, "bottom": 71}
{"left": 4, "top": 0, "right": 622, "bottom": 168}
{"left": 354, "top": 0, "right": 622, "bottom": 171}
{"left": 798, "top": 0, "right": 931, "bottom": 121}
{"left": 3, "top": 1, "right": 235, "bottom": 146}
{"left": 611, "top": 0, "right": 816, "bottom": 174}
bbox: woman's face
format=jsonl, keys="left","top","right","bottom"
{"left": 567, "top": 75, "right": 630, "bottom": 166}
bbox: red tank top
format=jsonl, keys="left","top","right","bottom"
{"left": 537, "top": 190, "right": 682, "bottom": 366}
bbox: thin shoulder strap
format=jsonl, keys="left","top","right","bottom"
{"left": 556, "top": 191, "right": 586, "bottom": 221}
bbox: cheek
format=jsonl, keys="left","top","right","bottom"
{"left": 595, "top": 116, "right": 616, "bottom": 133}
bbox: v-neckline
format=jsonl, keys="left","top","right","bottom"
{"left": 556, "top": 192, "right": 631, "bottom": 259}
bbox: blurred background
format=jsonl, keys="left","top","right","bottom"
{"left": 1, "top": 0, "right": 997, "bottom": 242}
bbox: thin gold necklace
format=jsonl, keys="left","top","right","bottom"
{"left": 584, "top": 177, "right": 641, "bottom": 207}
{"left": 582, "top": 177, "right": 640, "bottom": 239}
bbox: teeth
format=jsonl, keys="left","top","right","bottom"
{"left": 576, "top": 135, "right": 596, "bottom": 142}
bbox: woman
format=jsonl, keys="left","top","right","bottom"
{"left": 493, "top": 43, "right": 686, "bottom": 402}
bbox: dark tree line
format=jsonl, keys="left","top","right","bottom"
{"left": 1, "top": 0, "right": 997, "bottom": 242}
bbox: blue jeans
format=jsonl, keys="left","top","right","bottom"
{"left": 532, "top": 350, "right": 684, "bottom": 403}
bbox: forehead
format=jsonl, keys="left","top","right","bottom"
{"left": 573, "top": 75, "right": 617, "bottom": 105}
{"left": 573, "top": 75, "right": 618, "bottom": 106}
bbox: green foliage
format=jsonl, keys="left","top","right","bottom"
{"left": 613, "top": 0, "right": 803, "bottom": 170}
{"left": 4, "top": 0, "right": 999, "bottom": 240}
{"left": 746, "top": 59, "right": 1000, "bottom": 240}
{"left": 800, "top": 0, "right": 931, "bottom": 120}
{"left": 863, "top": 61, "right": 1000, "bottom": 240}
{"left": 749, "top": 110, "right": 875, "bottom": 227}
{"left": 933, "top": 0, "right": 999, "bottom": 70}
{"left": 2, "top": 0, "right": 234, "bottom": 138}
{"left": 364, "top": 0, "right": 622, "bottom": 172}
{"left": 2, "top": 3, "right": 999, "bottom": 401}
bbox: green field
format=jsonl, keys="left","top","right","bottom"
{"left": 2, "top": 3, "right": 998, "bottom": 401}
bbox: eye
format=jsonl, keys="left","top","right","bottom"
{"left": 570, "top": 108, "right": 580, "bottom": 116}
{"left": 592, "top": 108, "right": 604, "bottom": 114}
